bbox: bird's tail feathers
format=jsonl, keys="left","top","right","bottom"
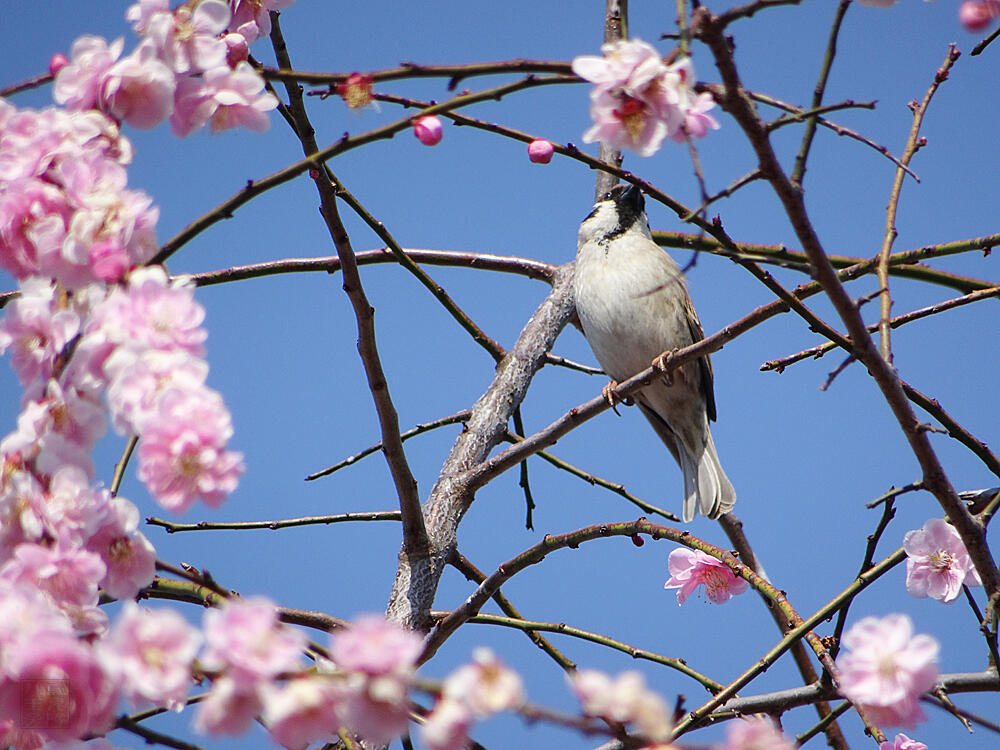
{"left": 680, "top": 434, "right": 736, "bottom": 523}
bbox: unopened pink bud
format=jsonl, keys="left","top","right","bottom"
{"left": 48, "top": 53, "right": 70, "bottom": 76}
{"left": 528, "top": 139, "right": 555, "bottom": 164}
{"left": 959, "top": 1, "right": 994, "bottom": 30}
{"left": 413, "top": 115, "right": 443, "bottom": 146}
{"left": 223, "top": 33, "right": 250, "bottom": 66}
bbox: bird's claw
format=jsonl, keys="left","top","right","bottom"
{"left": 602, "top": 380, "right": 633, "bottom": 415}
{"left": 652, "top": 350, "right": 678, "bottom": 386}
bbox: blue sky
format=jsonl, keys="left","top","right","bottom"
{"left": 2, "top": 1, "right": 999, "bottom": 748}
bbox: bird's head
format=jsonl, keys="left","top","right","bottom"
{"left": 578, "top": 183, "right": 650, "bottom": 247}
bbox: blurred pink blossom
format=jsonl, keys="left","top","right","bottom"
{"left": 0, "top": 280, "right": 80, "bottom": 386}
{"left": 570, "top": 669, "right": 672, "bottom": 744}
{"left": 40, "top": 465, "right": 110, "bottom": 546}
{"left": 413, "top": 115, "right": 443, "bottom": 146}
{"left": 664, "top": 547, "right": 748, "bottom": 604}
{"left": 720, "top": 717, "right": 794, "bottom": 750}
{"left": 441, "top": 647, "right": 523, "bottom": 717}
{"left": 903, "top": 518, "right": 981, "bottom": 603}
{"left": 330, "top": 615, "right": 423, "bottom": 744}
{"left": 0, "top": 541, "right": 105, "bottom": 616}
{"left": 142, "top": 0, "right": 229, "bottom": 75}
{"left": 201, "top": 597, "right": 305, "bottom": 683}
{"left": 97, "top": 602, "right": 201, "bottom": 711}
{"left": 671, "top": 91, "right": 720, "bottom": 143}
{"left": 421, "top": 698, "right": 473, "bottom": 750}
{"left": 0, "top": 468, "right": 48, "bottom": 557}
{"left": 85, "top": 498, "right": 156, "bottom": 599}
{"left": 263, "top": 676, "right": 340, "bottom": 749}
{"left": 53, "top": 36, "right": 124, "bottom": 113}
{"left": 836, "top": 614, "right": 939, "bottom": 727}
{"left": 879, "top": 733, "right": 928, "bottom": 750}
{"left": 171, "top": 62, "right": 278, "bottom": 136}
{"left": 194, "top": 675, "right": 264, "bottom": 736}
{"left": 100, "top": 39, "right": 177, "bottom": 129}
{"left": 0, "top": 630, "right": 118, "bottom": 743}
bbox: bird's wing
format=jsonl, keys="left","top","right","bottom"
{"left": 683, "top": 297, "right": 717, "bottom": 423}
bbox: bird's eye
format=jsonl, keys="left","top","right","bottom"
{"left": 603, "top": 191, "right": 613, "bottom": 201}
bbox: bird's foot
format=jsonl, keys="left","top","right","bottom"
{"left": 651, "top": 349, "right": 678, "bottom": 386}
{"left": 601, "top": 380, "right": 633, "bottom": 415}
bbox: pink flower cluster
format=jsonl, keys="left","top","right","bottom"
{"left": 664, "top": 547, "right": 748, "bottom": 605}
{"left": 0, "top": 103, "right": 155, "bottom": 287}
{"left": 836, "top": 614, "right": 939, "bottom": 727}
{"left": 572, "top": 39, "right": 719, "bottom": 157}
{"left": 570, "top": 669, "right": 672, "bottom": 745}
{"left": 880, "top": 733, "right": 928, "bottom": 750}
{"left": 903, "top": 518, "right": 982, "bottom": 603}
{"left": 421, "top": 648, "right": 524, "bottom": 750}
{"left": 52, "top": 0, "right": 288, "bottom": 136}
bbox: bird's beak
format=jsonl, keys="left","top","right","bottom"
{"left": 621, "top": 183, "right": 645, "bottom": 213}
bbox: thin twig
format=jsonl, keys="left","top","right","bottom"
{"left": 306, "top": 411, "right": 471, "bottom": 481}
{"left": 876, "top": 47, "right": 957, "bottom": 363}
{"left": 146, "top": 511, "right": 402, "bottom": 533}
{"left": 270, "top": 15, "right": 428, "bottom": 558}
{"left": 791, "top": 0, "right": 851, "bottom": 187}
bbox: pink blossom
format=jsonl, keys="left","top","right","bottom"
{"left": 53, "top": 36, "right": 124, "bottom": 113}
{"left": 85, "top": 498, "right": 156, "bottom": 599}
{"left": 0, "top": 630, "right": 118, "bottom": 743}
{"left": 337, "top": 73, "right": 374, "bottom": 109}
{"left": 41, "top": 466, "right": 111, "bottom": 546}
{"left": 223, "top": 32, "right": 250, "bottom": 66}
{"left": 413, "top": 115, "right": 443, "bottom": 146}
{"left": 332, "top": 615, "right": 423, "bottom": 676}
{"left": 0, "top": 178, "right": 72, "bottom": 280}
{"left": 263, "top": 677, "right": 339, "bottom": 749}
{"left": 527, "top": 139, "right": 555, "bottom": 164}
{"left": 572, "top": 39, "right": 685, "bottom": 157}
{"left": 105, "top": 349, "right": 208, "bottom": 434}
{"left": 421, "top": 699, "right": 473, "bottom": 750}
{"left": 144, "top": 0, "right": 230, "bottom": 75}
{"left": 100, "top": 39, "right": 177, "bottom": 129}
{"left": 441, "top": 648, "right": 523, "bottom": 717}
{"left": 201, "top": 597, "right": 306, "bottom": 683}
{"left": 126, "top": 0, "right": 171, "bottom": 35}
{"left": 0, "top": 542, "right": 105, "bottom": 616}
{"left": 879, "top": 733, "right": 928, "bottom": 750}
{"left": 330, "top": 615, "right": 423, "bottom": 744}
{"left": 664, "top": 547, "right": 748, "bottom": 605}
{"left": 836, "top": 614, "right": 939, "bottom": 727}
{"left": 171, "top": 62, "right": 278, "bottom": 137}
{"left": 0, "top": 580, "right": 74, "bottom": 653}
{"left": 228, "top": 0, "right": 296, "bottom": 43}
{"left": 671, "top": 91, "right": 720, "bottom": 143}
{"left": 960, "top": 1, "right": 1000, "bottom": 30}
{"left": 0, "top": 468, "right": 48, "bottom": 557}
{"left": 193, "top": 676, "right": 264, "bottom": 736}
{"left": 97, "top": 602, "right": 201, "bottom": 711}
{"left": 136, "top": 385, "right": 244, "bottom": 512}
{"left": 720, "top": 717, "right": 794, "bottom": 750}
{"left": 91, "top": 267, "right": 205, "bottom": 357}
{"left": 1, "top": 391, "right": 98, "bottom": 480}
{"left": 55, "top": 155, "right": 160, "bottom": 281}
{"left": 570, "top": 669, "right": 672, "bottom": 743}
{"left": 903, "top": 518, "right": 981, "bottom": 603}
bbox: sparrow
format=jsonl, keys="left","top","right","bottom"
{"left": 573, "top": 183, "right": 735, "bottom": 522}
